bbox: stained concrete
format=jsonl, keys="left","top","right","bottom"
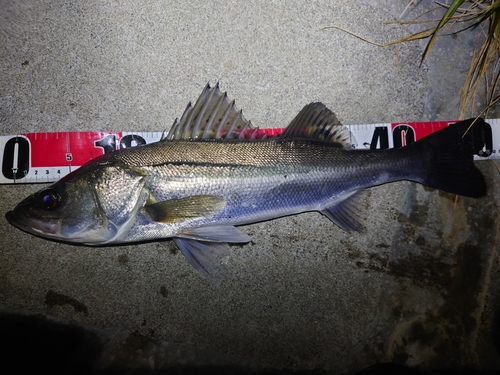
{"left": 0, "top": 1, "right": 499, "bottom": 374}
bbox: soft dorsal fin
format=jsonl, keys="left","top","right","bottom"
{"left": 166, "top": 83, "right": 260, "bottom": 140}
{"left": 281, "top": 102, "right": 351, "bottom": 148}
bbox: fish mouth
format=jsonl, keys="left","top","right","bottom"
{"left": 6, "top": 210, "right": 60, "bottom": 237}
{"left": 6, "top": 210, "right": 118, "bottom": 245}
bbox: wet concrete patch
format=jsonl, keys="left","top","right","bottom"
{"left": 45, "top": 289, "right": 89, "bottom": 317}
{"left": 380, "top": 165, "right": 497, "bottom": 367}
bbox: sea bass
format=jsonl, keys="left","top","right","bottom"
{"left": 6, "top": 84, "right": 486, "bottom": 283}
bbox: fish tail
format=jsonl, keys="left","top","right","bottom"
{"left": 413, "top": 118, "right": 486, "bottom": 198}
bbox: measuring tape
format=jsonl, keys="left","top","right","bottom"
{"left": 1, "top": 119, "right": 497, "bottom": 184}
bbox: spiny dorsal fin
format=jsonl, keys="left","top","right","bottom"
{"left": 281, "top": 102, "right": 351, "bottom": 148}
{"left": 166, "top": 83, "right": 260, "bottom": 140}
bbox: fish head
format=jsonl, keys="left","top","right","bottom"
{"left": 6, "top": 161, "right": 148, "bottom": 245}
{"left": 6, "top": 175, "right": 115, "bottom": 244}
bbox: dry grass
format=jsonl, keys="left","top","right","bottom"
{"left": 323, "top": 1, "right": 500, "bottom": 119}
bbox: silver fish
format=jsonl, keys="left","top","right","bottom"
{"left": 6, "top": 84, "right": 486, "bottom": 284}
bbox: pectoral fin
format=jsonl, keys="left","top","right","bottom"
{"left": 173, "top": 238, "right": 230, "bottom": 286}
{"left": 145, "top": 195, "right": 225, "bottom": 223}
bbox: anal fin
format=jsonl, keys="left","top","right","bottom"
{"left": 321, "top": 190, "right": 366, "bottom": 232}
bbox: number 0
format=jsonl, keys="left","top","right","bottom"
{"left": 2, "top": 137, "right": 30, "bottom": 180}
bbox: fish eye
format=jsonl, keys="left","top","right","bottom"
{"left": 37, "top": 189, "right": 61, "bottom": 210}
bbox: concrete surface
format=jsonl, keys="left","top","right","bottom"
{"left": 0, "top": 1, "right": 499, "bottom": 373}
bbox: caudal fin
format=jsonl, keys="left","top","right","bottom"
{"left": 416, "top": 118, "right": 487, "bottom": 198}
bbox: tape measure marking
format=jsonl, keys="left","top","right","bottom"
{"left": 1, "top": 120, "right": 497, "bottom": 184}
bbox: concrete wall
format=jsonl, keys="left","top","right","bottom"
{"left": 1, "top": 1, "right": 499, "bottom": 373}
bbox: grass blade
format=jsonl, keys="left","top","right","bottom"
{"left": 421, "top": 0, "right": 465, "bottom": 63}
